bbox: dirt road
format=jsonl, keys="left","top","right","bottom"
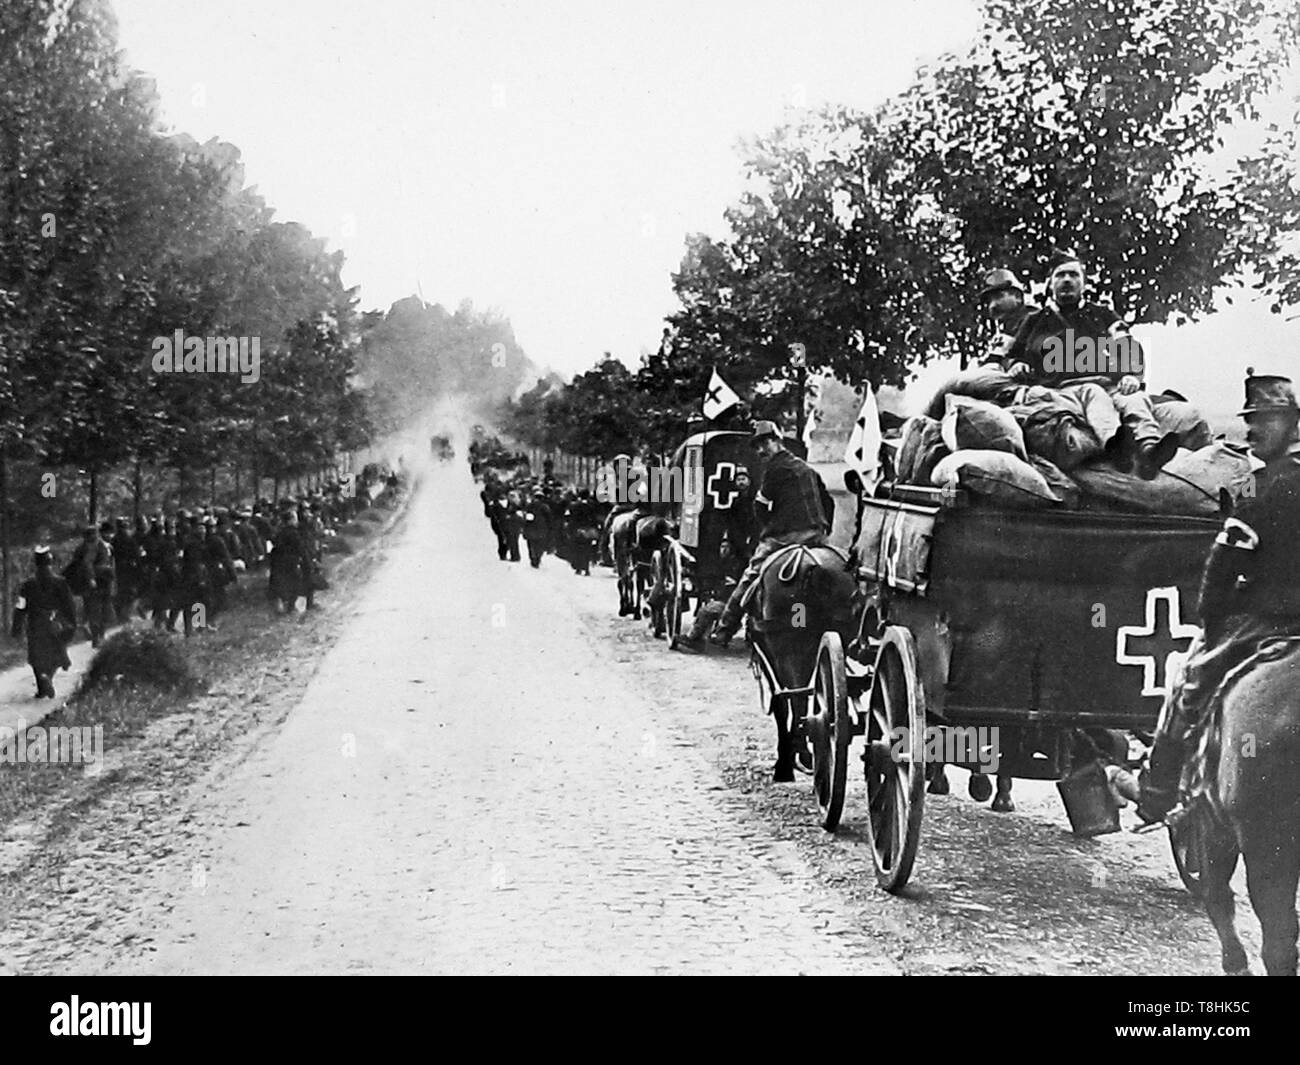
{"left": 0, "top": 460, "right": 1247, "bottom": 975}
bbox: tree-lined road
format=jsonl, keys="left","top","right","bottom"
{"left": 1, "top": 459, "right": 1246, "bottom": 975}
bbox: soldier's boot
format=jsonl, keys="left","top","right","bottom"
{"left": 709, "top": 595, "right": 745, "bottom": 647}
{"left": 37, "top": 672, "right": 56, "bottom": 699}
{"left": 1135, "top": 432, "right": 1181, "bottom": 481}
{"left": 1137, "top": 732, "right": 1188, "bottom": 824}
{"left": 676, "top": 602, "right": 720, "bottom": 653}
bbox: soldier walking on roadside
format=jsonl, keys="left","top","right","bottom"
{"left": 64, "top": 523, "right": 116, "bottom": 648}
{"left": 11, "top": 547, "right": 78, "bottom": 699}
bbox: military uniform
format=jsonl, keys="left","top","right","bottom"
{"left": 1141, "top": 375, "right": 1300, "bottom": 821}
{"left": 11, "top": 553, "right": 77, "bottom": 698}
{"left": 174, "top": 524, "right": 209, "bottom": 635}
{"left": 1005, "top": 299, "right": 1176, "bottom": 476}
{"left": 111, "top": 520, "right": 144, "bottom": 620}
{"left": 713, "top": 425, "right": 834, "bottom": 641}
{"left": 270, "top": 519, "right": 308, "bottom": 613}
{"left": 202, "top": 523, "right": 236, "bottom": 615}
{"left": 64, "top": 528, "right": 116, "bottom": 647}
{"left": 300, "top": 512, "right": 324, "bottom": 609}
{"left": 977, "top": 268, "right": 1038, "bottom": 365}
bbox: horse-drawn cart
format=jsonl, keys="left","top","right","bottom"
{"left": 811, "top": 482, "right": 1220, "bottom": 893}
{"left": 652, "top": 430, "right": 761, "bottom": 648}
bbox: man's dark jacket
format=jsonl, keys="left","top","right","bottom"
{"left": 755, "top": 448, "right": 834, "bottom": 539}
{"left": 1231, "top": 452, "right": 1300, "bottom": 620}
{"left": 1005, "top": 301, "right": 1141, "bottom": 388}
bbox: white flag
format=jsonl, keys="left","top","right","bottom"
{"left": 802, "top": 377, "right": 821, "bottom": 451}
{"left": 844, "top": 384, "right": 883, "bottom": 491}
{"left": 702, "top": 367, "right": 740, "bottom": 421}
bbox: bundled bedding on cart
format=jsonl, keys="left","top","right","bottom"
{"left": 893, "top": 370, "right": 1253, "bottom": 515}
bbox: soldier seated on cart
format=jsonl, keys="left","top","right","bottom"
{"left": 702, "top": 422, "right": 834, "bottom": 649}
{"left": 1001, "top": 252, "right": 1181, "bottom": 480}
{"left": 1138, "top": 372, "right": 1300, "bottom": 824}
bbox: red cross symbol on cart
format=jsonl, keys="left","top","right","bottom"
{"left": 706, "top": 462, "right": 741, "bottom": 510}
{"left": 1115, "top": 586, "right": 1200, "bottom": 697}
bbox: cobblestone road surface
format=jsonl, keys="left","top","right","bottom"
{"left": 1, "top": 454, "right": 1268, "bottom": 976}
{"left": 110, "top": 467, "right": 894, "bottom": 975}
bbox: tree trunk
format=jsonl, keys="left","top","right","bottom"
{"left": 88, "top": 468, "right": 98, "bottom": 525}
{"left": 0, "top": 447, "right": 10, "bottom": 628}
{"left": 133, "top": 458, "right": 143, "bottom": 523}
{"left": 210, "top": 465, "right": 217, "bottom": 504}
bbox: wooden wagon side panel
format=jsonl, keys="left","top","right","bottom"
{"left": 925, "top": 511, "right": 1219, "bottom": 728}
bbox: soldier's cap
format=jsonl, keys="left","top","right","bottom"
{"left": 1155, "top": 388, "right": 1188, "bottom": 402}
{"left": 202, "top": 516, "right": 217, "bottom": 527}
{"left": 34, "top": 545, "right": 52, "bottom": 564}
{"left": 750, "top": 420, "right": 782, "bottom": 442}
{"left": 1046, "top": 247, "right": 1084, "bottom": 274}
{"left": 978, "top": 268, "right": 1025, "bottom": 302}
{"left": 1239, "top": 369, "right": 1298, "bottom": 416}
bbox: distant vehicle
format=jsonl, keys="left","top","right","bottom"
{"left": 431, "top": 434, "right": 455, "bottom": 462}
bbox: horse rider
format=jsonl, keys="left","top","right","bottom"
{"left": 11, "top": 546, "right": 78, "bottom": 699}
{"left": 1138, "top": 372, "right": 1300, "bottom": 824}
{"left": 1002, "top": 252, "right": 1181, "bottom": 479}
{"left": 703, "top": 421, "right": 835, "bottom": 649}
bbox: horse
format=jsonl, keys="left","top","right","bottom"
{"left": 610, "top": 510, "right": 670, "bottom": 621}
{"left": 747, "top": 543, "right": 859, "bottom": 781}
{"left": 1184, "top": 638, "right": 1300, "bottom": 976}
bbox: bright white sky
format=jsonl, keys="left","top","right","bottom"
{"left": 113, "top": 0, "right": 1300, "bottom": 419}
{"left": 112, "top": 0, "right": 981, "bottom": 374}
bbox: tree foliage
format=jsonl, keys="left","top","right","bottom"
{"left": 0, "top": 0, "right": 374, "bottom": 496}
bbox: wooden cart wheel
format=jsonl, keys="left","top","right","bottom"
{"left": 1169, "top": 814, "right": 1205, "bottom": 900}
{"left": 665, "top": 544, "right": 686, "bottom": 648}
{"left": 863, "top": 626, "right": 927, "bottom": 893}
{"left": 809, "top": 632, "right": 851, "bottom": 831}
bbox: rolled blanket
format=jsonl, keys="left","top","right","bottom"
{"left": 932, "top": 449, "right": 1062, "bottom": 509}
{"left": 923, "top": 367, "right": 1017, "bottom": 420}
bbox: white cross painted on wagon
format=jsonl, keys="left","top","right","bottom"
{"left": 706, "top": 462, "right": 741, "bottom": 510}
{"left": 1115, "top": 586, "right": 1200, "bottom": 697}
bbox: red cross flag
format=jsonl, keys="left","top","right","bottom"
{"left": 702, "top": 367, "right": 740, "bottom": 421}
{"left": 844, "top": 383, "right": 883, "bottom": 492}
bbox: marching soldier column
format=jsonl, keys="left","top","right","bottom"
{"left": 7, "top": 466, "right": 406, "bottom": 700}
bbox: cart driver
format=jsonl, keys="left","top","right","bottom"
{"left": 700, "top": 422, "right": 834, "bottom": 649}
{"left": 1138, "top": 372, "right": 1300, "bottom": 823}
